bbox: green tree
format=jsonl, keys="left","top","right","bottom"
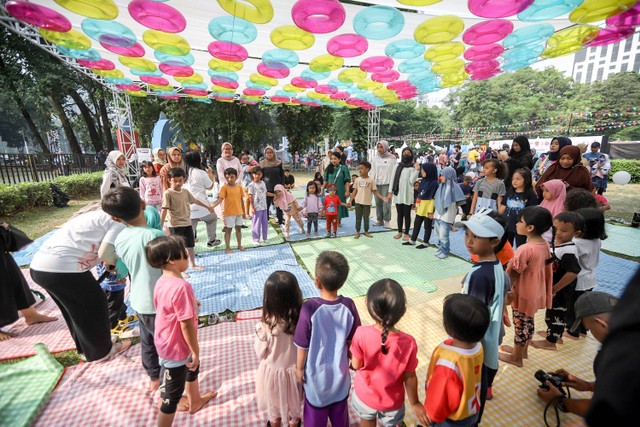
{"left": 275, "top": 105, "right": 334, "bottom": 154}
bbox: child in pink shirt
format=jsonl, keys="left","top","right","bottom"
{"left": 350, "top": 279, "right": 428, "bottom": 427}
{"left": 146, "top": 235, "right": 217, "bottom": 426}
{"left": 499, "top": 206, "right": 553, "bottom": 368}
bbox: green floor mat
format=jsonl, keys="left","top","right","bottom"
{"left": 193, "top": 219, "right": 284, "bottom": 252}
{"left": 291, "top": 232, "right": 470, "bottom": 297}
{"left": 602, "top": 223, "right": 640, "bottom": 257}
{"left": 0, "top": 343, "right": 63, "bottom": 427}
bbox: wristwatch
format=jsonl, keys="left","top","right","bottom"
{"left": 556, "top": 396, "right": 568, "bottom": 413}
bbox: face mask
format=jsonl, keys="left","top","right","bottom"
{"left": 402, "top": 154, "right": 413, "bottom": 163}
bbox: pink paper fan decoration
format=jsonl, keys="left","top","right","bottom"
{"left": 465, "top": 60, "right": 500, "bottom": 75}
{"left": 330, "top": 91, "right": 350, "bottom": 100}
{"left": 244, "top": 88, "right": 266, "bottom": 96}
{"left": 116, "top": 84, "right": 143, "bottom": 91}
{"left": 470, "top": 69, "right": 501, "bottom": 80}
{"left": 211, "top": 79, "right": 239, "bottom": 89}
{"left": 387, "top": 80, "right": 415, "bottom": 91}
{"left": 606, "top": 4, "right": 640, "bottom": 27}
{"left": 585, "top": 26, "right": 635, "bottom": 47}
{"left": 270, "top": 96, "right": 291, "bottom": 103}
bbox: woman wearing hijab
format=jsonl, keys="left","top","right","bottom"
{"left": 535, "top": 145, "right": 593, "bottom": 200}
{"left": 159, "top": 147, "right": 185, "bottom": 191}
{"left": 100, "top": 150, "right": 130, "bottom": 197}
{"left": 152, "top": 148, "right": 167, "bottom": 175}
{"left": 323, "top": 151, "right": 352, "bottom": 225}
{"left": 532, "top": 137, "right": 572, "bottom": 182}
{"left": 433, "top": 166, "right": 466, "bottom": 259}
{"left": 216, "top": 142, "right": 242, "bottom": 186}
{"left": 260, "top": 145, "right": 285, "bottom": 225}
{"left": 371, "top": 140, "right": 397, "bottom": 227}
{"left": 387, "top": 147, "right": 420, "bottom": 241}
{"left": 505, "top": 135, "right": 533, "bottom": 187}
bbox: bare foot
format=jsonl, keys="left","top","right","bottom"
{"left": 364, "top": 232, "right": 373, "bottom": 238}
{"left": 393, "top": 233, "right": 402, "bottom": 239}
{"left": 354, "top": 233, "right": 360, "bottom": 239}
{"left": 177, "top": 396, "right": 190, "bottom": 412}
{"left": 238, "top": 246, "right": 245, "bottom": 251}
{"left": 0, "top": 331, "right": 16, "bottom": 341}
{"left": 225, "top": 249, "right": 233, "bottom": 254}
{"left": 402, "top": 234, "right": 410, "bottom": 241}
{"left": 500, "top": 345, "right": 528, "bottom": 359}
{"left": 530, "top": 339, "right": 557, "bottom": 350}
{"left": 149, "top": 378, "right": 160, "bottom": 392}
{"left": 563, "top": 331, "right": 580, "bottom": 340}
{"left": 24, "top": 313, "right": 57, "bottom": 325}
{"left": 181, "top": 272, "right": 190, "bottom": 279}
{"left": 498, "top": 352, "right": 523, "bottom": 367}
{"left": 189, "top": 391, "right": 217, "bottom": 414}
{"left": 191, "top": 265, "right": 205, "bottom": 271}
{"left": 536, "top": 331, "right": 547, "bottom": 338}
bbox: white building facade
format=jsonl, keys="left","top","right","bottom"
{"left": 572, "top": 29, "right": 640, "bottom": 83}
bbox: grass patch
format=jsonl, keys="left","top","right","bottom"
{"left": 6, "top": 197, "right": 99, "bottom": 240}
{"left": 604, "top": 183, "right": 640, "bottom": 223}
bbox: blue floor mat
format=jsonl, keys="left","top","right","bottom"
{"left": 180, "top": 243, "right": 318, "bottom": 315}
{"left": 602, "top": 223, "right": 640, "bottom": 257}
{"left": 11, "top": 230, "right": 57, "bottom": 267}
{"left": 430, "top": 228, "right": 638, "bottom": 297}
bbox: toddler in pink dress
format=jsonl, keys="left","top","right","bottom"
{"left": 254, "top": 271, "right": 303, "bottom": 427}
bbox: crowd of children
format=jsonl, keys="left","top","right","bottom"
{"left": 24, "top": 141, "right": 618, "bottom": 427}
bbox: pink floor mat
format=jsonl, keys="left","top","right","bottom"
{"left": 35, "top": 318, "right": 362, "bottom": 426}
{"left": 0, "top": 271, "right": 75, "bottom": 361}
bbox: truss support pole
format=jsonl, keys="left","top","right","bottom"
{"left": 367, "top": 108, "right": 380, "bottom": 160}
{"left": 112, "top": 92, "right": 139, "bottom": 181}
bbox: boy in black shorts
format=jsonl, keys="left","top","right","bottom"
{"left": 160, "top": 167, "right": 214, "bottom": 271}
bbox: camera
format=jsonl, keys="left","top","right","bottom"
{"left": 535, "top": 370, "right": 567, "bottom": 395}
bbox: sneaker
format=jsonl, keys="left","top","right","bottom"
{"left": 373, "top": 221, "right": 383, "bottom": 226}
{"left": 402, "top": 241, "right": 415, "bottom": 246}
{"left": 331, "top": 233, "right": 338, "bottom": 238}
{"left": 325, "top": 232, "right": 332, "bottom": 238}
{"left": 207, "top": 239, "right": 222, "bottom": 247}
{"left": 434, "top": 250, "right": 443, "bottom": 257}
{"left": 240, "top": 224, "right": 248, "bottom": 229}
{"left": 436, "top": 252, "right": 448, "bottom": 259}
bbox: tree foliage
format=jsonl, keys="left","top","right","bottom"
{"left": 275, "top": 105, "right": 334, "bottom": 154}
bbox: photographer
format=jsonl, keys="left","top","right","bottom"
{"left": 536, "top": 291, "right": 616, "bottom": 417}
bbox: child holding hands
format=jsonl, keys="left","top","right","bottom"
{"left": 351, "top": 161, "right": 385, "bottom": 239}
{"left": 323, "top": 183, "right": 349, "bottom": 238}
{"left": 211, "top": 168, "right": 246, "bottom": 254}
{"left": 161, "top": 167, "right": 214, "bottom": 269}
{"left": 273, "top": 184, "right": 304, "bottom": 238}
{"left": 146, "top": 235, "right": 216, "bottom": 426}
{"left": 294, "top": 251, "right": 361, "bottom": 427}
{"left": 350, "top": 279, "right": 428, "bottom": 427}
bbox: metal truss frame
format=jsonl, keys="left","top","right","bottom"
{"left": 112, "top": 91, "right": 139, "bottom": 179}
{"left": 367, "top": 108, "right": 380, "bottom": 152}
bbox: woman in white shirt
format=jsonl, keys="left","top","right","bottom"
{"left": 371, "top": 140, "right": 397, "bottom": 228}
{"left": 29, "top": 209, "right": 129, "bottom": 361}
{"left": 184, "top": 151, "right": 220, "bottom": 247}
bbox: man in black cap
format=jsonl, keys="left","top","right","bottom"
{"left": 536, "top": 291, "right": 617, "bottom": 417}
{"left": 582, "top": 141, "right": 601, "bottom": 167}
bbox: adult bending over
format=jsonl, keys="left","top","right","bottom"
{"left": 29, "top": 208, "right": 130, "bottom": 361}
{"left": 184, "top": 151, "right": 220, "bottom": 248}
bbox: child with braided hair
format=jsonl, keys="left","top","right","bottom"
{"left": 349, "top": 279, "right": 428, "bottom": 427}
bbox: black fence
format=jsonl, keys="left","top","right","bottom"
{"left": 0, "top": 153, "right": 103, "bottom": 184}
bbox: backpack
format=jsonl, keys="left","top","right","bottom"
{"left": 50, "top": 183, "right": 70, "bottom": 208}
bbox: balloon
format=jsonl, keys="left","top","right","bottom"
{"left": 612, "top": 171, "right": 632, "bottom": 186}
